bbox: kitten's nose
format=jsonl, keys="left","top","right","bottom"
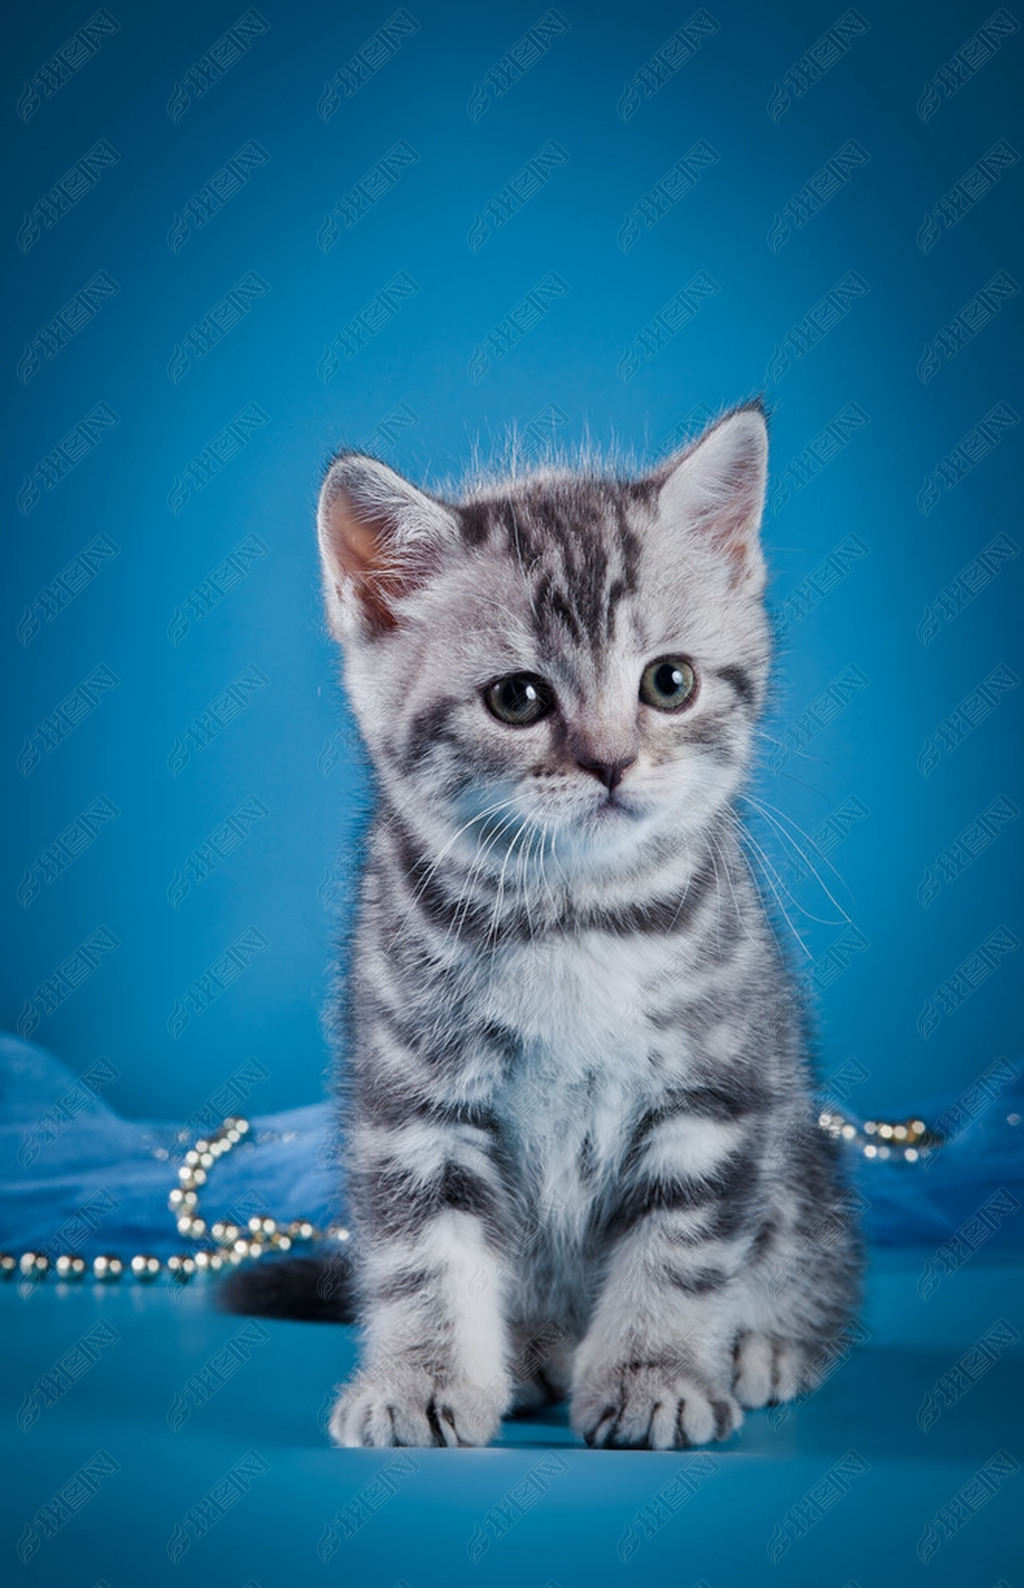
{"left": 578, "top": 755, "right": 637, "bottom": 792}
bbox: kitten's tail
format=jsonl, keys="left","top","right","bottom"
{"left": 216, "top": 1252, "right": 356, "bottom": 1323}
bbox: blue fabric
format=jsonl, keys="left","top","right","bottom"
{"left": 2, "top": 1032, "right": 1022, "bottom": 1260}
{"left": 0, "top": 1035, "right": 345, "bottom": 1260}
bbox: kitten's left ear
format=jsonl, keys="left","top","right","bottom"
{"left": 651, "top": 405, "right": 768, "bottom": 587}
{"left": 317, "top": 452, "right": 459, "bottom": 639}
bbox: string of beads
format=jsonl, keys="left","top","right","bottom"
{"left": 817, "top": 1111, "right": 940, "bottom": 1162}
{"left": 1, "top": 1115, "right": 349, "bottom": 1288}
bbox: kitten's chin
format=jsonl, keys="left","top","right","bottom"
{"left": 559, "top": 776, "right": 735, "bottom": 870}
{"left": 550, "top": 794, "right": 659, "bottom": 866}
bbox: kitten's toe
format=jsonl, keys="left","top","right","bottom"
{"left": 572, "top": 1364, "right": 741, "bottom": 1449}
{"left": 673, "top": 1389, "right": 741, "bottom": 1447}
{"left": 329, "top": 1374, "right": 502, "bottom": 1448}
{"left": 329, "top": 1381, "right": 405, "bottom": 1447}
{"left": 732, "top": 1332, "right": 809, "bottom": 1408}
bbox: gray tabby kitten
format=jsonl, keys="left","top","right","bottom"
{"left": 315, "top": 402, "right": 860, "bottom": 1449}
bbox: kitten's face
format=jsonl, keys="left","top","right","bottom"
{"left": 318, "top": 409, "right": 770, "bottom": 882}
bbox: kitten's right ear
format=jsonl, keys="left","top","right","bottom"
{"left": 317, "top": 453, "right": 458, "bottom": 640}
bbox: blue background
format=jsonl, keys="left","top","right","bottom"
{"left": 4, "top": 1, "right": 1022, "bottom": 1124}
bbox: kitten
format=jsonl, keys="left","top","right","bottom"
{"left": 233, "top": 403, "right": 862, "bottom": 1448}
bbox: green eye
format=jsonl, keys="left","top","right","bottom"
{"left": 484, "top": 673, "right": 555, "bottom": 726}
{"left": 640, "top": 656, "right": 697, "bottom": 712}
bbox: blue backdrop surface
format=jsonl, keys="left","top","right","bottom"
{"left": 4, "top": 2, "right": 1022, "bottom": 1127}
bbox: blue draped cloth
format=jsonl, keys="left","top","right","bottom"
{"left": 1, "top": 1032, "right": 1021, "bottom": 1260}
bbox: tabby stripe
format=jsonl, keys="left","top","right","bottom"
{"left": 750, "top": 1217, "right": 779, "bottom": 1260}
{"left": 387, "top": 838, "right": 719, "bottom": 945}
{"left": 575, "top": 858, "right": 717, "bottom": 939}
{"left": 363, "top": 1004, "right": 472, "bottom": 1073}
{"left": 376, "top": 1266, "right": 438, "bottom": 1302}
{"left": 386, "top": 823, "right": 497, "bottom": 939}
{"left": 605, "top": 577, "right": 627, "bottom": 640}
{"left": 685, "top": 715, "right": 736, "bottom": 754}
{"left": 362, "top": 992, "right": 520, "bottom": 1081}
{"left": 360, "top": 1073, "right": 502, "bottom": 1135}
{"left": 404, "top": 698, "right": 459, "bottom": 768}
{"left": 604, "top": 1151, "right": 757, "bottom": 1240}
{"left": 649, "top": 990, "right": 754, "bottom": 1034}
{"left": 662, "top": 1264, "right": 730, "bottom": 1296}
{"left": 363, "top": 1161, "right": 504, "bottom": 1242}
{"left": 622, "top": 1087, "right": 765, "bottom": 1173}
{"left": 716, "top": 665, "right": 755, "bottom": 707}
{"left": 704, "top": 1186, "right": 763, "bottom": 1241}
{"left": 457, "top": 500, "right": 492, "bottom": 547}
{"left": 535, "top": 571, "right": 584, "bottom": 645}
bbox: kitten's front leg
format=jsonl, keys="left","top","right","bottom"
{"left": 330, "top": 1128, "right": 512, "bottom": 1448}
{"left": 571, "top": 1138, "right": 759, "bottom": 1449}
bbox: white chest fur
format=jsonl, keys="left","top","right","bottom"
{"left": 481, "top": 932, "right": 682, "bottom": 1227}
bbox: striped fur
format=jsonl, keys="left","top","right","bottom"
{"left": 316, "top": 405, "right": 861, "bottom": 1449}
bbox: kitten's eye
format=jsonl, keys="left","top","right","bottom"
{"left": 484, "top": 673, "right": 555, "bottom": 727}
{"left": 640, "top": 656, "right": 697, "bottom": 712}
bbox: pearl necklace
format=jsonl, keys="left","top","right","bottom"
{"left": 2, "top": 1114, "right": 350, "bottom": 1288}
{"left": 817, "top": 1109, "right": 939, "bottom": 1163}
{"left": 2, "top": 1107, "right": 935, "bottom": 1288}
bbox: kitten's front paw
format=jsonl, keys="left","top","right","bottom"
{"left": 731, "top": 1332, "right": 816, "bottom": 1408}
{"left": 329, "top": 1372, "right": 504, "bottom": 1448}
{"left": 571, "top": 1362, "right": 741, "bottom": 1450}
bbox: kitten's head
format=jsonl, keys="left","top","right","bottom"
{"left": 317, "top": 405, "right": 770, "bottom": 882}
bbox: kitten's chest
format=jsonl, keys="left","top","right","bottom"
{"left": 485, "top": 932, "right": 660, "bottom": 1052}
{"left": 483, "top": 933, "right": 677, "bottom": 1203}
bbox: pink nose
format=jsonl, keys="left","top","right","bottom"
{"left": 578, "top": 756, "right": 636, "bottom": 792}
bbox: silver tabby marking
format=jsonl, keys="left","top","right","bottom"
{"left": 316, "top": 404, "right": 860, "bottom": 1449}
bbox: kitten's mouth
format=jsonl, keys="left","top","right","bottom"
{"left": 592, "top": 792, "right": 636, "bottom": 820}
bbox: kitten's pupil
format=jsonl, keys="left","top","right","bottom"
{"left": 485, "top": 672, "right": 554, "bottom": 726}
{"left": 640, "top": 657, "right": 696, "bottom": 711}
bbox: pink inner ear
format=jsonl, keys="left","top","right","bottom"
{"left": 322, "top": 493, "right": 403, "bottom": 633}
{"left": 652, "top": 407, "right": 767, "bottom": 587}
{"left": 706, "top": 493, "right": 757, "bottom": 576}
